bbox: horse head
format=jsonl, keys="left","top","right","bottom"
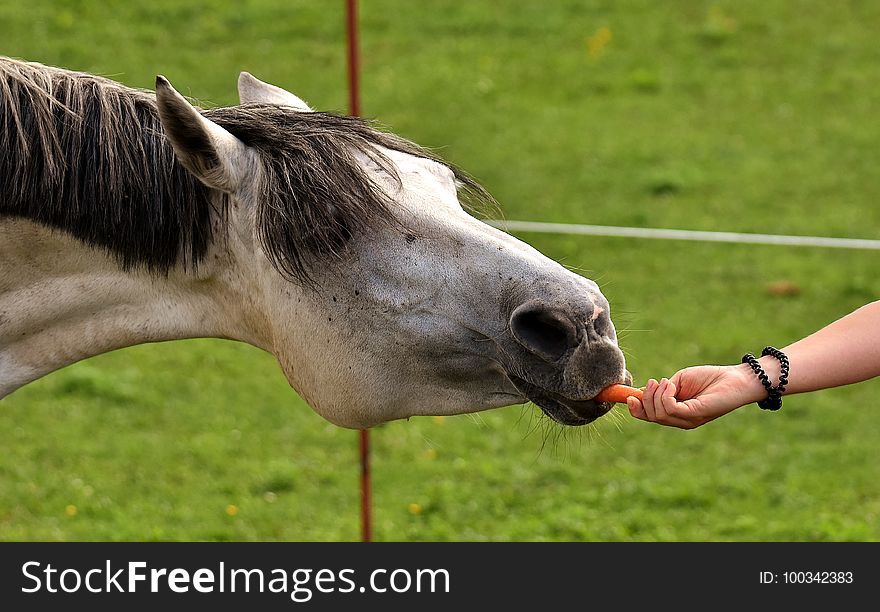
{"left": 153, "top": 74, "right": 628, "bottom": 428}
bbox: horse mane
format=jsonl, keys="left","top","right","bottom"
{"left": 0, "top": 57, "right": 491, "bottom": 281}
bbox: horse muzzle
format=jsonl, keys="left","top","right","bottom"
{"left": 505, "top": 295, "right": 629, "bottom": 426}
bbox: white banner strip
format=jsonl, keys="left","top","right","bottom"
{"left": 487, "top": 220, "right": 880, "bottom": 250}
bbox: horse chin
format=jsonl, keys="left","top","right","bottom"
{"left": 507, "top": 375, "right": 614, "bottom": 426}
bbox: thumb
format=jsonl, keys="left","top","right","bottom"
{"left": 666, "top": 379, "right": 679, "bottom": 402}
{"left": 670, "top": 369, "right": 686, "bottom": 389}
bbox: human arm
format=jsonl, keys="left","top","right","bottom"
{"left": 627, "top": 300, "right": 880, "bottom": 429}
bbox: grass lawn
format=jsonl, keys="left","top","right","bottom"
{"left": 1, "top": 0, "right": 878, "bottom": 540}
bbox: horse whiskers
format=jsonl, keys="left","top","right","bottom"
{"left": 464, "top": 412, "right": 488, "bottom": 428}
{"left": 561, "top": 263, "right": 597, "bottom": 277}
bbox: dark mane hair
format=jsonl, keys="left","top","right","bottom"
{"left": 0, "top": 57, "right": 491, "bottom": 280}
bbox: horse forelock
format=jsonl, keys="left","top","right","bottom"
{"left": 0, "top": 57, "right": 493, "bottom": 282}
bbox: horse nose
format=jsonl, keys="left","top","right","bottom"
{"left": 509, "top": 301, "right": 580, "bottom": 362}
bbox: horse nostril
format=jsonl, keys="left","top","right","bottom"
{"left": 509, "top": 303, "right": 578, "bottom": 362}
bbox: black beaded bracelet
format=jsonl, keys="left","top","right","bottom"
{"left": 741, "top": 346, "right": 790, "bottom": 411}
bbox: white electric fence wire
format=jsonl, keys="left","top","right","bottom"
{"left": 487, "top": 220, "right": 880, "bottom": 251}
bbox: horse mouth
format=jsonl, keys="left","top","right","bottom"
{"left": 507, "top": 375, "right": 614, "bottom": 426}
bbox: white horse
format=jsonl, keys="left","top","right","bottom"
{"left": 0, "top": 58, "right": 628, "bottom": 428}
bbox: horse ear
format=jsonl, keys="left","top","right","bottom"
{"left": 237, "top": 71, "right": 313, "bottom": 111}
{"left": 155, "top": 75, "right": 252, "bottom": 193}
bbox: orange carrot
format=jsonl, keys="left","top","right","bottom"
{"left": 595, "top": 384, "right": 644, "bottom": 404}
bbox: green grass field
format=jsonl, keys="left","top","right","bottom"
{"left": 1, "top": 0, "right": 878, "bottom": 541}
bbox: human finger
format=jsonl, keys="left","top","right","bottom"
{"left": 654, "top": 378, "right": 686, "bottom": 426}
{"left": 628, "top": 389, "right": 698, "bottom": 429}
{"left": 641, "top": 379, "right": 659, "bottom": 421}
{"left": 648, "top": 378, "right": 668, "bottom": 420}
{"left": 627, "top": 396, "right": 647, "bottom": 421}
{"left": 659, "top": 379, "right": 681, "bottom": 418}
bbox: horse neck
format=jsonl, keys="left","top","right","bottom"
{"left": 0, "top": 217, "right": 272, "bottom": 399}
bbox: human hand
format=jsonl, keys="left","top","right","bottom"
{"left": 627, "top": 365, "right": 763, "bottom": 429}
